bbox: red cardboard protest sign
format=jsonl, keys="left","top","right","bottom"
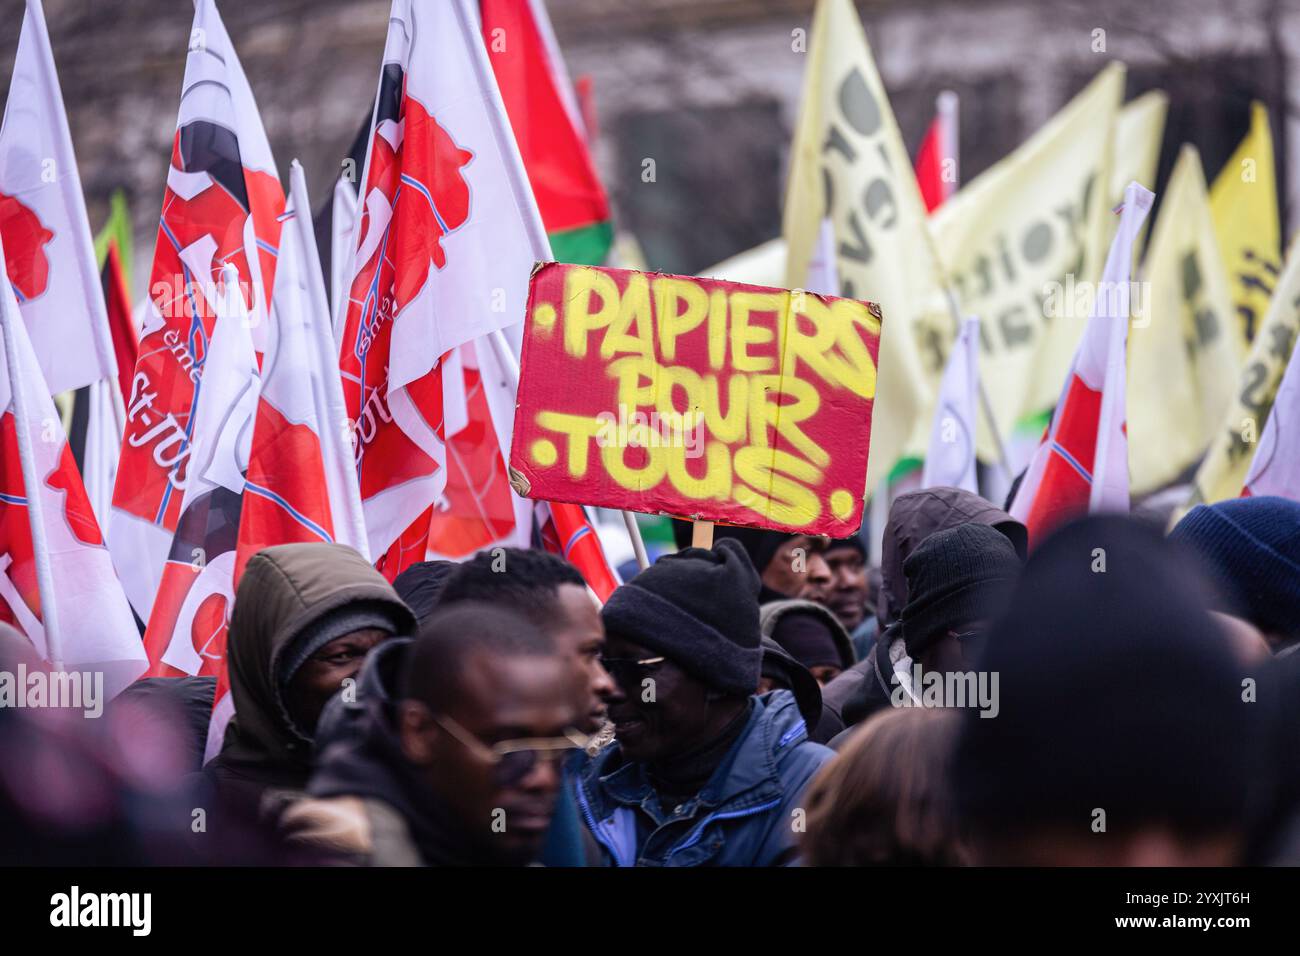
{"left": 508, "top": 263, "right": 881, "bottom": 536}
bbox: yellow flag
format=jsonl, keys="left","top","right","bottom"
{"left": 1129, "top": 146, "right": 1239, "bottom": 494}
{"left": 782, "top": 0, "right": 947, "bottom": 492}
{"left": 1185, "top": 233, "right": 1300, "bottom": 508}
{"left": 1210, "top": 102, "right": 1281, "bottom": 357}
{"left": 929, "top": 66, "right": 1123, "bottom": 456}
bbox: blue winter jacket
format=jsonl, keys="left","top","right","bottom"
{"left": 574, "top": 691, "right": 833, "bottom": 866}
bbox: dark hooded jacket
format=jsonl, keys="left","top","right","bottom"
{"left": 199, "top": 543, "right": 414, "bottom": 820}
{"left": 820, "top": 489, "right": 1026, "bottom": 736}
{"left": 876, "top": 487, "right": 1026, "bottom": 626}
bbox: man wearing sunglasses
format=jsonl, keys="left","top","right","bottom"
{"left": 282, "top": 603, "right": 582, "bottom": 865}
{"left": 575, "top": 539, "right": 834, "bottom": 866}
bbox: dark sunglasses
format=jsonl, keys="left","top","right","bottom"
{"left": 432, "top": 712, "right": 591, "bottom": 787}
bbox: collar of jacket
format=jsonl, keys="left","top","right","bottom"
{"left": 577, "top": 693, "right": 809, "bottom": 857}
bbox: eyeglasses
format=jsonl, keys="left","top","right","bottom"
{"left": 431, "top": 712, "right": 591, "bottom": 787}
{"left": 599, "top": 655, "right": 665, "bottom": 684}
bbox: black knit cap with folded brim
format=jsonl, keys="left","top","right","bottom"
{"left": 952, "top": 515, "right": 1269, "bottom": 837}
{"left": 601, "top": 537, "right": 762, "bottom": 695}
{"left": 900, "top": 522, "right": 1021, "bottom": 657}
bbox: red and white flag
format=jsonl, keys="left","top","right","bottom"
{"left": 424, "top": 338, "right": 530, "bottom": 562}
{"left": 537, "top": 500, "right": 619, "bottom": 602}
{"left": 142, "top": 264, "right": 259, "bottom": 680}
{"left": 337, "top": 0, "right": 549, "bottom": 562}
{"left": 238, "top": 162, "right": 368, "bottom": 574}
{"left": 110, "top": 0, "right": 283, "bottom": 620}
{"left": 199, "top": 162, "right": 370, "bottom": 757}
{"left": 914, "top": 91, "right": 959, "bottom": 213}
{"left": 1243, "top": 325, "right": 1300, "bottom": 498}
{"left": 0, "top": 0, "right": 119, "bottom": 395}
{"left": 1010, "top": 182, "right": 1154, "bottom": 547}
{"left": 0, "top": 236, "right": 144, "bottom": 700}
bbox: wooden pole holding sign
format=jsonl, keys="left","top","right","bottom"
{"left": 691, "top": 520, "right": 714, "bottom": 550}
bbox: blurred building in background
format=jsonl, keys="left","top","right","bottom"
{"left": 1, "top": 0, "right": 1296, "bottom": 287}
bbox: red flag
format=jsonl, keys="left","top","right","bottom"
{"left": 375, "top": 507, "right": 433, "bottom": 583}
{"left": 423, "top": 344, "right": 520, "bottom": 564}
{"left": 480, "top": 0, "right": 613, "bottom": 264}
{"left": 914, "top": 92, "right": 959, "bottom": 213}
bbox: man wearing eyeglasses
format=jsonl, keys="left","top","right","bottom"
{"left": 575, "top": 538, "right": 834, "bottom": 866}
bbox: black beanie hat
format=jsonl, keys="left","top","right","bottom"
{"left": 1170, "top": 496, "right": 1300, "bottom": 640}
{"left": 900, "top": 523, "right": 1021, "bottom": 657}
{"left": 951, "top": 515, "right": 1269, "bottom": 838}
{"left": 601, "top": 538, "right": 762, "bottom": 695}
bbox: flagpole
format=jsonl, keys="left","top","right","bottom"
{"left": 460, "top": 0, "right": 647, "bottom": 570}
{"left": 331, "top": 0, "right": 390, "bottom": 342}
{"left": 622, "top": 510, "right": 650, "bottom": 571}
{"left": 932, "top": 90, "right": 1008, "bottom": 485}
{"left": 939, "top": 285, "right": 1013, "bottom": 484}
{"left": 938, "top": 90, "right": 960, "bottom": 198}
{"left": 0, "top": 243, "right": 63, "bottom": 668}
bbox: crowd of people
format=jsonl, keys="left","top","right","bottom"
{"left": 3, "top": 486, "right": 1299, "bottom": 866}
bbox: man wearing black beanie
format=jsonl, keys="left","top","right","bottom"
{"left": 575, "top": 538, "right": 833, "bottom": 866}
{"left": 951, "top": 515, "right": 1271, "bottom": 865}
{"left": 822, "top": 523, "right": 1021, "bottom": 738}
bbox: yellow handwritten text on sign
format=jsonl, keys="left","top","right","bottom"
{"left": 510, "top": 264, "right": 882, "bottom": 535}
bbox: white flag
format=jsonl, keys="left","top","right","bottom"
{"left": 0, "top": 0, "right": 117, "bottom": 394}
{"left": 329, "top": 174, "right": 358, "bottom": 339}
{"left": 1243, "top": 327, "right": 1300, "bottom": 499}
{"left": 922, "top": 316, "right": 980, "bottom": 493}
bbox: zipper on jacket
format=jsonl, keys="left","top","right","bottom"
{"left": 666, "top": 797, "right": 783, "bottom": 859}
{"left": 575, "top": 779, "right": 633, "bottom": 867}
